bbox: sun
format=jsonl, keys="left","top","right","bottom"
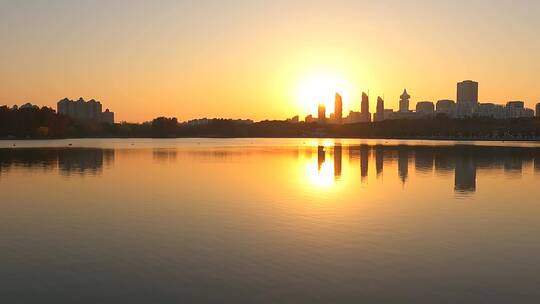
{"left": 296, "top": 72, "right": 354, "bottom": 117}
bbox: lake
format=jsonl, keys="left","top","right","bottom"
{"left": 2, "top": 138, "right": 540, "bottom": 303}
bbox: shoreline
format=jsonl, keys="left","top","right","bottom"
{"left": 1, "top": 136, "right": 540, "bottom": 142}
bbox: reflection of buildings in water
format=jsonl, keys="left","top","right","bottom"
{"left": 375, "top": 145, "right": 384, "bottom": 176}
{"left": 153, "top": 148, "right": 178, "bottom": 163}
{"left": 0, "top": 148, "right": 114, "bottom": 176}
{"left": 454, "top": 151, "right": 477, "bottom": 193}
{"left": 415, "top": 149, "right": 434, "bottom": 174}
{"left": 334, "top": 144, "right": 342, "bottom": 178}
{"left": 398, "top": 148, "right": 409, "bottom": 184}
{"left": 58, "top": 149, "right": 115, "bottom": 176}
{"left": 317, "top": 146, "right": 325, "bottom": 171}
{"left": 503, "top": 152, "right": 523, "bottom": 175}
{"left": 360, "top": 145, "right": 369, "bottom": 181}
{"left": 434, "top": 149, "right": 455, "bottom": 175}
{"left": 315, "top": 145, "right": 539, "bottom": 193}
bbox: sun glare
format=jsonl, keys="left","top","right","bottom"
{"left": 296, "top": 72, "right": 354, "bottom": 117}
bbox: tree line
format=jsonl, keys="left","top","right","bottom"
{"left": 2, "top": 106, "right": 540, "bottom": 140}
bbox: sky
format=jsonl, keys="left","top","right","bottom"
{"left": 1, "top": 0, "right": 540, "bottom": 122}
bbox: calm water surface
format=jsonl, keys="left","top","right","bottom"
{"left": 2, "top": 138, "right": 540, "bottom": 303}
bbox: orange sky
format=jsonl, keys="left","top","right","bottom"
{"left": 1, "top": 1, "right": 540, "bottom": 122}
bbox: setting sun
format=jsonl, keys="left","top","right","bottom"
{"left": 296, "top": 72, "right": 355, "bottom": 117}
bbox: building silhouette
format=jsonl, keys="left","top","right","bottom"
{"left": 334, "top": 93, "right": 343, "bottom": 124}
{"left": 436, "top": 99, "right": 456, "bottom": 116}
{"left": 317, "top": 104, "right": 326, "bottom": 124}
{"left": 457, "top": 80, "right": 479, "bottom": 104}
{"left": 306, "top": 80, "right": 535, "bottom": 123}
{"left": 361, "top": 92, "right": 371, "bottom": 122}
{"left": 57, "top": 98, "right": 114, "bottom": 124}
{"left": 399, "top": 89, "right": 411, "bottom": 113}
{"left": 374, "top": 96, "right": 385, "bottom": 122}
{"left": 416, "top": 101, "right": 435, "bottom": 116}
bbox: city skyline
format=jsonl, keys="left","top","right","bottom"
{"left": 309, "top": 80, "right": 538, "bottom": 123}
{"left": 2, "top": 1, "right": 540, "bottom": 122}
{"left": 4, "top": 78, "right": 540, "bottom": 124}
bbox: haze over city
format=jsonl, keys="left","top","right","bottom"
{"left": 2, "top": 0, "right": 540, "bottom": 122}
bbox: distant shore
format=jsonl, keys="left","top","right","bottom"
{"left": 2, "top": 106, "right": 540, "bottom": 141}
{"left": 2, "top": 135, "right": 540, "bottom": 142}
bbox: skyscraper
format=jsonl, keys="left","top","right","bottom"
{"left": 318, "top": 103, "right": 326, "bottom": 124}
{"left": 399, "top": 89, "right": 410, "bottom": 113}
{"left": 334, "top": 93, "right": 343, "bottom": 124}
{"left": 536, "top": 103, "right": 540, "bottom": 118}
{"left": 361, "top": 92, "right": 369, "bottom": 114}
{"left": 457, "top": 80, "right": 479, "bottom": 104}
{"left": 375, "top": 96, "right": 385, "bottom": 122}
{"left": 360, "top": 92, "right": 371, "bottom": 122}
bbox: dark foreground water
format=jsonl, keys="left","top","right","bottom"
{"left": 2, "top": 138, "right": 540, "bottom": 303}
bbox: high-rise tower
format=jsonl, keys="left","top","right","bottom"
{"left": 360, "top": 92, "right": 371, "bottom": 122}
{"left": 361, "top": 92, "right": 369, "bottom": 114}
{"left": 334, "top": 93, "right": 343, "bottom": 124}
{"left": 375, "top": 96, "right": 385, "bottom": 122}
{"left": 318, "top": 103, "right": 326, "bottom": 124}
{"left": 457, "top": 80, "right": 479, "bottom": 104}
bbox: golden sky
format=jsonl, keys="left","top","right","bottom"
{"left": 1, "top": 0, "right": 540, "bottom": 122}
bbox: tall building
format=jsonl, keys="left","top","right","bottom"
{"left": 318, "top": 103, "right": 326, "bottom": 124}
{"left": 374, "top": 96, "right": 385, "bottom": 122}
{"left": 334, "top": 93, "right": 343, "bottom": 124}
{"left": 416, "top": 101, "right": 435, "bottom": 116}
{"left": 101, "top": 109, "right": 114, "bottom": 124}
{"left": 361, "top": 92, "right": 369, "bottom": 114}
{"left": 536, "top": 103, "right": 540, "bottom": 118}
{"left": 360, "top": 92, "right": 371, "bottom": 122}
{"left": 57, "top": 98, "right": 114, "bottom": 124}
{"left": 457, "top": 80, "right": 479, "bottom": 104}
{"left": 436, "top": 99, "right": 456, "bottom": 116}
{"left": 399, "top": 89, "right": 410, "bottom": 113}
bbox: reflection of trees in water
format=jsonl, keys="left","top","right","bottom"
{"left": 0, "top": 148, "right": 114, "bottom": 176}
{"left": 153, "top": 148, "right": 178, "bottom": 164}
